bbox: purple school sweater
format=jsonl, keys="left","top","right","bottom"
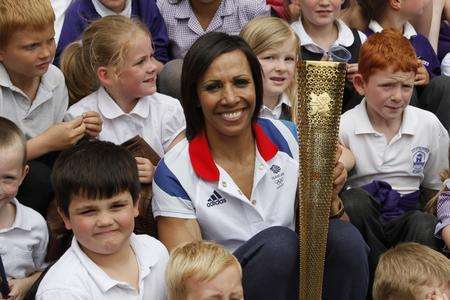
{"left": 365, "top": 28, "right": 441, "bottom": 78}
{"left": 55, "top": 0, "right": 170, "bottom": 65}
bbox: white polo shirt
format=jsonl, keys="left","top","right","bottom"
{"left": 259, "top": 93, "right": 292, "bottom": 120}
{"left": 65, "top": 87, "right": 185, "bottom": 157}
{"left": 291, "top": 18, "right": 367, "bottom": 59}
{"left": 339, "top": 100, "right": 449, "bottom": 194}
{"left": 152, "top": 118, "right": 299, "bottom": 252}
{"left": 0, "top": 63, "right": 68, "bottom": 140}
{"left": 0, "top": 198, "right": 49, "bottom": 278}
{"left": 36, "top": 234, "right": 168, "bottom": 300}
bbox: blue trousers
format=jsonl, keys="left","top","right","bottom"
{"left": 233, "top": 221, "right": 370, "bottom": 300}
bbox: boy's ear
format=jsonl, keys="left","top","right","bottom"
{"left": 19, "top": 164, "right": 29, "bottom": 185}
{"left": 57, "top": 207, "right": 73, "bottom": 230}
{"left": 352, "top": 73, "right": 366, "bottom": 96}
{"left": 389, "top": 0, "right": 402, "bottom": 10}
{"left": 133, "top": 196, "right": 140, "bottom": 218}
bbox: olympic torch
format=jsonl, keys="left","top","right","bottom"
{"left": 297, "top": 60, "right": 346, "bottom": 299}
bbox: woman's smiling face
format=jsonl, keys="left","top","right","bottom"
{"left": 196, "top": 50, "right": 256, "bottom": 139}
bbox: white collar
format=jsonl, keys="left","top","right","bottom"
{"left": 261, "top": 93, "right": 291, "bottom": 110}
{"left": 97, "top": 86, "right": 150, "bottom": 120}
{"left": 70, "top": 234, "right": 160, "bottom": 293}
{"left": 368, "top": 20, "right": 417, "bottom": 39}
{"left": 292, "top": 18, "right": 355, "bottom": 51}
{"left": 92, "top": 0, "right": 132, "bottom": 17}
{"left": 353, "top": 98, "right": 416, "bottom": 135}
{"left": 0, "top": 198, "right": 32, "bottom": 232}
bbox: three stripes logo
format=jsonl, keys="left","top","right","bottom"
{"left": 207, "top": 190, "right": 227, "bottom": 207}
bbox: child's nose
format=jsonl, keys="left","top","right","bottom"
{"left": 39, "top": 45, "right": 52, "bottom": 59}
{"left": 96, "top": 211, "right": 114, "bottom": 226}
{"left": 275, "top": 59, "right": 288, "bottom": 71}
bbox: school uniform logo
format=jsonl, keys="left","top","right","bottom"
{"left": 411, "top": 146, "right": 429, "bottom": 174}
{"left": 270, "top": 164, "right": 285, "bottom": 189}
{"left": 207, "top": 190, "right": 227, "bottom": 207}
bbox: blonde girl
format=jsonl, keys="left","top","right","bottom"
{"left": 240, "top": 16, "right": 299, "bottom": 123}
{"left": 61, "top": 15, "right": 185, "bottom": 185}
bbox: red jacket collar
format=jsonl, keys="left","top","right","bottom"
{"left": 188, "top": 123, "right": 278, "bottom": 181}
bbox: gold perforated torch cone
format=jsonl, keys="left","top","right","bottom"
{"left": 297, "top": 60, "right": 346, "bottom": 299}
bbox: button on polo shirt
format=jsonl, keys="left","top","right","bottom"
{"left": 339, "top": 99, "right": 449, "bottom": 194}
{"left": 152, "top": 118, "right": 299, "bottom": 252}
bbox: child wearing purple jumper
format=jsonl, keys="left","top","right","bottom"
{"left": 55, "top": 0, "right": 169, "bottom": 67}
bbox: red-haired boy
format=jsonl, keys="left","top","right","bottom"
{"left": 339, "top": 29, "right": 449, "bottom": 284}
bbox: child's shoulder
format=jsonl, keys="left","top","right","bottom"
{"left": 340, "top": 102, "right": 366, "bottom": 125}
{"left": 405, "top": 105, "right": 447, "bottom": 134}
{"left": 66, "top": 90, "right": 100, "bottom": 117}
{"left": 42, "top": 64, "right": 66, "bottom": 88}
{"left": 147, "top": 92, "right": 183, "bottom": 114}
{"left": 133, "top": 234, "right": 169, "bottom": 259}
{"left": 15, "top": 200, "right": 48, "bottom": 232}
{"left": 36, "top": 245, "right": 91, "bottom": 298}
{"left": 149, "top": 92, "right": 181, "bottom": 106}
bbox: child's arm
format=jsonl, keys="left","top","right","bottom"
{"left": 7, "top": 271, "right": 42, "bottom": 300}
{"left": 81, "top": 111, "right": 102, "bottom": 138}
{"left": 346, "top": 63, "right": 358, "bottom": 85}
{"left": 415, "top": 60, "right": 431, "bottom": 86}
{"left": 26, "top": 117, "right": 86, "bottom": 160}
{"left": 135, "top": 157, "right": 155, "bottom": 184}
{"left": 338, "top": 142, "right": 355, "bottom": 172}
{"left": 442, "top": 225, "right": 450, "bottom": 250}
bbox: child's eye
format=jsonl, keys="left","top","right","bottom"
{"left": 111, "top": 203, "right": 126, "bottom": 210}
{"left": 80, "top": 210, "right": 96, "bottom": 215}
{"left": 262, "top": 56, "right": 274, "bottom": 60}
{"left": 24, "top": 43, "right": 39, "bottom": 50}
{"left": 402, "top": 84, "right": 413, "bottom": 89}
{"left": 234, "top": 78, "right": 250, "bottom": 87}
{"left": 380, "top": 83, "right": 394, "bottom": 89}
{"left": 135, "top": 58, "right": 146, "bottom": 65}
{"left": 285, "top": 56, "right": 295, "bottom": 62}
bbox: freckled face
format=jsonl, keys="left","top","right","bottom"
{"left": 357, "top": 68, "right": 415, "bottom": 124}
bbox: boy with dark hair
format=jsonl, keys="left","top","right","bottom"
{"left": 36, "top": 140, "right": 168, "bottom": 299}
{"left": 0, "top": 117, "right": 49, "bottom": 300}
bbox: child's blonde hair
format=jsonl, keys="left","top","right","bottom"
{"left": 373, "top": 242, "right": 450, "bottom": 300}
{"left": 240, "top": 16, "right": 300, "bottom": 123}
{"left": 0, "top": 0, "right": 55, "bottom": 47}
{"left": 166, "top": 241, "right": 242, "bottom": 300}
{"left": 60, "top": 15, "right": 151, "bottom": 104}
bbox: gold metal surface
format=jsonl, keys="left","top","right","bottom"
{"left": 297, "top": 60, "right": 346, "bottom": 299}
